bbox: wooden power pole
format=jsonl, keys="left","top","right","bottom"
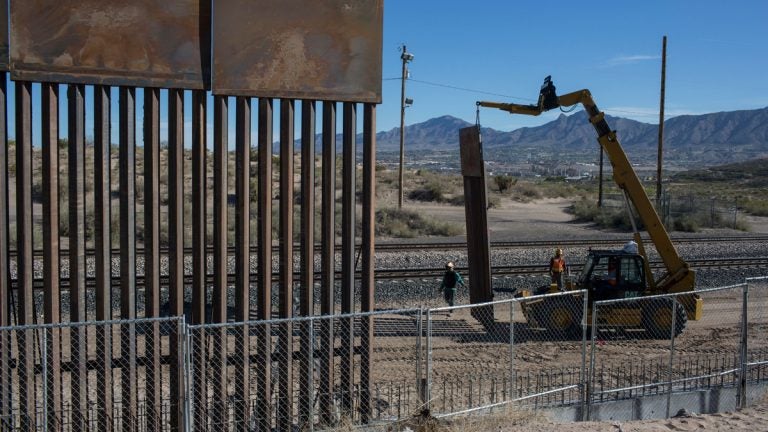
{"left": 657, "top": 35, "right": 667, "bottom": 207}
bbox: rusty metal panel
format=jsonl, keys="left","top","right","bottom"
{"left": 0, "top": 1, "right": 8, "bottom": 71}
{"left": 212, "top": 0, "right": 382, "bottom": 102}
{"left": 460, "top": 126, "right": 483, "bottom": 177}
{"left": 9, "top": 0, "right": 209, "bottom": 89}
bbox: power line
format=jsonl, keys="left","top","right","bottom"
{"left": 384, "top": 77, "right": 537, "bottom": 102}
{"left": 385, "top": 76, "right": 681, "bottom": 120}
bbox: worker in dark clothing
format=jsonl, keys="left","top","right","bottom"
{"left": 440, "top": 262, "right": 465, "bottom": 307}
{"left": 549, "top": 248, "right": 569, "bottom": 291}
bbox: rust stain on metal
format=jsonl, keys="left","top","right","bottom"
{"left": 213, "top": 0, "right": 382, "bottom": 102}
{"left": 10, "top": 0, "right": 209, "bottom": 89}
{"left": 0, "top": 1, "right": 7, "bottom": 71}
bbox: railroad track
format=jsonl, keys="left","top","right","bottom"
{"left": 8, "top": 235, "right": 768, "bottom": 258}
{"left": 9, "top": 256, "right": 768, "bottom": 291}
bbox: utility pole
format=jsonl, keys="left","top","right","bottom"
{"left": 598, "top": 148, "right": 604, "bottom": 208}
{"left": 657, "top": 35, "right": 667, "bottom": 208}
{"left": 398, "top": 45, "right": 414, "bottom": 209}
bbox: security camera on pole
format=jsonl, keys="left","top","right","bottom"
{"left": 398, "top": 45, "right": 414, "bottom": 209}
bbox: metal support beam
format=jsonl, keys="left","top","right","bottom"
{"left": 360, "top": 103, "right": 377, "bottom": 422}
{"left": 191, "top": 89, "right": 207, "bottom": 430}
{"left": 119, "top": 86, "right": 138, "bottom": 432}
{"left": 167, "top": 88, "right": 186, "bottom": 432}
{"left": 212, "top": 94, "right": 228, "bottom": 427}
{"left": 42, "top": 82, "right": 62, "bottom": 431}
{"left": 319, "top": 101, "right": 336, "bottom": 426}
{"left": 340, "top": 102, "right": 356, "bottom": 414}
{"left": 94, "top": 84, "right": 113, "bottom": 431}
{"left": 299, "top": 99, "right": 316, "bottom": 430}
{"left": 68, "top": 83, "right": 88, "bottom": 430}
{"left": 143, "top": 86, "right": 162, "bottom": 432}
{"left": 459, "top": 126, "right": 494, "bottom": 325}
{"left": 278, "top": 99, "right": 295, "bottom": 431}
{"left": 256, "top": 97, "right": 274, "bottom": 431}
{"left": 14, "top": 81, "right": 34, "bottom": 431}
{"left": 234, "top": 96, "right": 251, "bottom": 431}
{"left": 0, "top": 73, "right": 9, "bottom": 424}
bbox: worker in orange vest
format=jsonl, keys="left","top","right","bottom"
{"left": 549, "top": 248, "right": 568, "bottom": 291}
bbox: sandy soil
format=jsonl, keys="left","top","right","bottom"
{"left": 379, "top": 198, "right": 768, "bottom": 430}
{"left": 401, "top": 197, "right": 768, "bottom": 242}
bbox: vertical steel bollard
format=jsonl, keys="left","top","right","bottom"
{"left": 580, "top": 292, "right": 589, "bottom": 421}
{"left": 666, "top": 299, "right": 678, "bottom": 419}
{"left": 738, "top": 283, "right": 749, "bottom": 409}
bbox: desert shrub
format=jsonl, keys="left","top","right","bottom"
{"left": 408, "top": 181, "right": 446, "bottom": 202}
{"left": 742, "top": 199, "right": 768, "bottom": 217}
{"left": 493, "top": 175, "right": 517, "bottom": 193}
{"left": 514, "top": 182, "right": 542, "bottom": 201}
{"left": 487, "top": 196, "right": 501, "bottom": 209}
{"left": 672, "top": 215, "right": 700, "bottom": 232}
{"left": 570, "top": 198, "right": 633, "bottom": 230}
{"left": 448, "top": 195, "right": 464, "bottom": 206}
{"left": 375, "top": 208, "right": 462, "bottom": 238}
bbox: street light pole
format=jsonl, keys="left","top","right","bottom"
{"left": 398, "top": 45, "right": 413, "bottom": 209}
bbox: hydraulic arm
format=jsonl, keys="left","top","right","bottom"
{"left": 478, "top": 76, "right": 695, "bottom": 294}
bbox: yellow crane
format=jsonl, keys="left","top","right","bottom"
{"left": 478, "top": 77, "right": 702, "bottom": 337}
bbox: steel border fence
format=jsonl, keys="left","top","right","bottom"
{"left": 0, "top": 278, "right": 767, "bottom": 430}
{"left": 0, "top": 316, "right": 186, "bottom": 432}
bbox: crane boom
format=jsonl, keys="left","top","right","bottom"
{"left": 478, "top": 76, "right": 695, "bottom": 294}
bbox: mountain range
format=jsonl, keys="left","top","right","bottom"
{"left": 372, "top": 107, "right": 768, "bottom": 165}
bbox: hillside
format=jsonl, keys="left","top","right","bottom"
{"left": 373, "top": 107, "right": 768, "bottom": 166}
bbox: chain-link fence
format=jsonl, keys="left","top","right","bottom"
{"left": 745, "top": 276, "right": 768, "bottom": 405}
{"left": 424, "top": 291, "right": 587, "bottom": 419}
{"left": 0, "top": 317, "right": 185, "bottom": 432}
{"left": 587, "top": 285, "right": 749, "bottom": 421}
{"left": 186, "top": 308, "right": 422, "bottom": 431}
{"left": 1, "top": 278, "right": 768, "bottom": 430}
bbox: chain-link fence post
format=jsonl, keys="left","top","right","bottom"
{"left": 41, "top": 327, "right": 48, "bottom": 432}
{"left": 426, "top": 309, "right": 433, "bottom": 411}
{"left": 738, "top": 283, "right": 749, "bottom": 409}
{"left": 509, "top": 299, "right": 515, "bottom": 401}
{"left": 308, "top": 318, "right": 315, "bottom": 432}
{"left": 178, "top": 317, "right": 191, "bottom": 432}
{"left": 587, "top": 301, "right": 599, "bottom": 421}
{"left": 665, "top": 300, "right": 678, "bottom": 419}
{"left": 580, "top": 292, "right": 588, "bottom": 422}
{"left": 416, "top": 307, "right": 423, "bottom": 405}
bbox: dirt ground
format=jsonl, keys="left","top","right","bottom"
{"left": 378, "top": 198, "right": 768, "bottom": 430}
{"left": 402, "top": 197, "right": 768, "bottom": 242}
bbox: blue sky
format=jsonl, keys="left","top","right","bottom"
{"left": 7, "top": 0, "right": 768, "bottom": 145}
{"left": 379, "top": 0, "right": 768, "bottom": 132}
